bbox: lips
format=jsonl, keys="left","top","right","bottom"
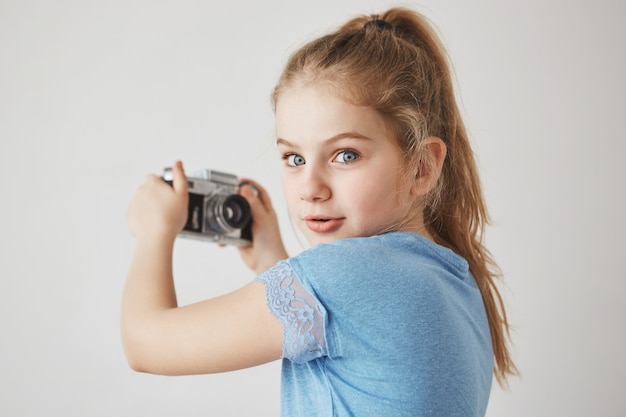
{"left": 303, "top": 216, "right": 345, "bottom": 233}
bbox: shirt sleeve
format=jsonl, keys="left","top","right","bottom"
{"left": 256, "top": 261, "right": 328, "bottom": 363}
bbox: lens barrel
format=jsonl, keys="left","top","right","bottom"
{"left": 206, "top": 194, "right": 251, "bottom": 233}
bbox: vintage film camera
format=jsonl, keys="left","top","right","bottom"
{"left": 162, "top": 167, "right": 252, "bottom": 246}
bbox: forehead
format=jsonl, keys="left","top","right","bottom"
{"left": 275, "top": 85, "right": 393, "bottom": 146}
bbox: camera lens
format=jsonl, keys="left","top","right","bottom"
{"left": 206, "top": 194, "right": 252, "bottom": 233}
{"left": 222, "top": 195, "right": 250, "bottom": 228}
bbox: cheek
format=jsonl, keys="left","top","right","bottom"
{"left": 351, "top": 174, "right": 406, "bottom": 214}
{"left": 341, "top": 177, "right": 386, "bottom": 209}
{"left": 281, "top": 175, "right": 300, "bottom": 212}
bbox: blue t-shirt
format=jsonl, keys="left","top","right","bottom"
{"left": 257, "top": 232, "right": 493, "bottom": 417}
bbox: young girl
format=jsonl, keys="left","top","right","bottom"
{"left": 123, "top": 7, "right": 516, "bottom": 416}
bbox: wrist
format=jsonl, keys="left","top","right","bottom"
{"left": 254, "top": 248, "right": 288, "bottom": 275}
{"left": 133, "top": 230, "right": 177, "bottom": 251}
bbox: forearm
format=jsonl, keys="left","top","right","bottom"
{"left": 120, "top": 235, "right": 284, "bottom": 375}
{"left": 121, "top": 235, "right": 178, "bottom": 368}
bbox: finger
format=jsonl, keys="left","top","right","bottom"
{"left": 239, "top": 180, "right": 259, "bottom": 198}
{"left": 240, "top": 186, "right": 270, "bottom": 226}
{"left": 239, "top": 182, "right": 261, "bottom": 206}
{"left": 239, "top": 178, "right": 272, "bottom": 211}
{"left": 239, "top": 177, "right": 261, "bottom": 193}
{"left": 172, "top": 161, "right": 188, "bottom": 195}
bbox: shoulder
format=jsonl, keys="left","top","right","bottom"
{"left": 278, "top": 233, "right": 473, "bottom": 306}
{"left": 291, "top": 232, "right": 468, "bottom": 276}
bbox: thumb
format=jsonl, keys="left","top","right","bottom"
{"left": 172, "top": 161, "right": 188, "bottom": 195}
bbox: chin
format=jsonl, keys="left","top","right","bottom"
{"left": 310, "top": 234, "right": 357, "bottom": 247}
{"left": 301, "top": 233, "right": 335, "bottom": 246}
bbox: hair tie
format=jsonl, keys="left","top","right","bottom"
{"left": 364, "top": 19, "right": 393, "bottom": 31}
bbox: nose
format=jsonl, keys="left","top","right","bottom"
{"left": 299, "top": 167, "right": 331, "bottom": 202}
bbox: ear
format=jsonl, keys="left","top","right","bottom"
{"left": 411, "top": 136, "right": 447, "bottom": 196}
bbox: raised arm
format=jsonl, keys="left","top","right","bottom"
{"left": 121, "top": 161, "right": 283, "bottom": 375}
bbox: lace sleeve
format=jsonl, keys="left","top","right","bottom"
{"left": 256, "top": 261, "right": 327, "bottom": 363}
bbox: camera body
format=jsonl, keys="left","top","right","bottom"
{"left": 162, "top": 168, "right": 252, "bottom": 247}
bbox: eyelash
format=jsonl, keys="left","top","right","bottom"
{"left": 282, "top": 153, "right": 305, "bottom": 167}
{"left": 334, "top": 149, "right": 360, "bottom": 163}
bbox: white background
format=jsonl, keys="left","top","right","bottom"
{"left": 1, "top": 0, "right": 624, "bottom": 415}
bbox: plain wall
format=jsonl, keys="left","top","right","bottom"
{"left": 1, "top": 0, "right": 624, "bottom": 415}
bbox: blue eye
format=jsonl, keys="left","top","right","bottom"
{"left": 335, "top": 150, "right": 359, "bottom": 163}
{"left": 286, "top": 154, "right": 306, "bottom": 166}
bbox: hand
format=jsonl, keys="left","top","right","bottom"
{"left": 237, "top": 179, "right": 288, "bottom": 274}
{"left": 127, "top": 161, "right": 189, "bottom": 242}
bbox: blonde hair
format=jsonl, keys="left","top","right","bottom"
{"left": 272, "top": 8, "right": 517, "bottom": 385}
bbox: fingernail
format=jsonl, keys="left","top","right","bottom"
{"left": 239, "top": 181, "right": 259, "bottom": 197}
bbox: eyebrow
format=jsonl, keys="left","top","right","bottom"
{"left": 276, "top": 132, "right": 374, "bottom": 147}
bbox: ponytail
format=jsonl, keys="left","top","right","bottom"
{"left": 273, "top": 7, "right": 518, "bottom": 385}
